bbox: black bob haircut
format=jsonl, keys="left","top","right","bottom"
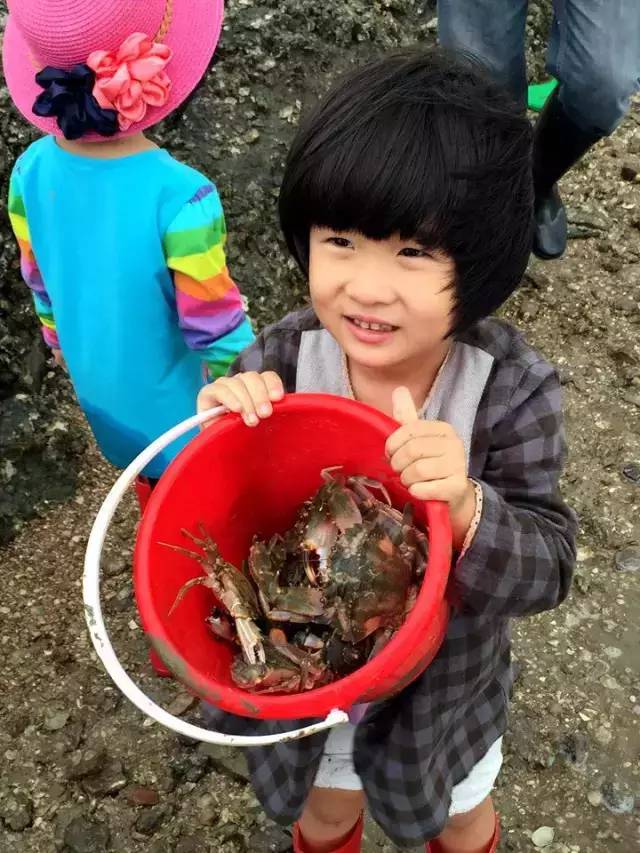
{"left": 278, "top": 48, "right": 534, "bottom": 334}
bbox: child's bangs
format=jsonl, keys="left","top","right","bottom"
{"left": 294, "top": 102, "right": 453, "bottom": 249}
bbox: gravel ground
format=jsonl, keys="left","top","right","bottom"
{"left": 1, "top": 2, "right": 639, "bottom": 851}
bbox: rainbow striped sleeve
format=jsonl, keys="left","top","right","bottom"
{"left": 8, "top": 168, "right": 60, "bottom": 350}
{"left": 164, "top": 184, "right": 255, "bottom": 379}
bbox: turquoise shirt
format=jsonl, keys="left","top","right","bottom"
{"left": 9, "top": 137, "right": 254, "bottom": 477}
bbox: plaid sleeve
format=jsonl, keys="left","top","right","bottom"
{"left": 226, "top": 317, "right": 303, "bottom": 392}
{"left": 453, "top": 360, "right": 577, "bottom": 617}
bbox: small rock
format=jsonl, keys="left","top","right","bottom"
{"left": 167, "top": 691, "right": 198, "bottom": 717}
{"left": 426, "top": 16, "right": 438, "bottom": 31}
{"left": 63, "top": 816, "right": 110, "bottom": 853}
{"left": 197, "top": 743, "right": 250, "bottom": 782}
{"left": 6, "top": 713, "right": 30, "bottom": 738}
{"left": 103, "top": 555, "right": 129, "bottom": 578}
{"left": 244, "top": 128, "right": 260, "bottom": 144}
{"left": 0, "top": 792, "right": 34, "bottom": 832}
{"left": 622, "top": 391, "right": 640, "bottom": 408}
{"left": 135, "top": 804, "right": 169, "bottom": 835}
{"left": 601, "top": 780, "right": 635, "bottom": 815}
{"left": 557, "top": 732, "right": 588, "bottom": 770}
{"left": 45, "top": 709, "right": 71, "bottom": 732}
{"left": 594, "top": 725, "right": 612, "bottom": 746}
{"left": 613, "top": 295, "right": 637, "bottom": 314}
{"left": 600, "top": 256, "right": 623, "bottom": 274}
{"left": 176, "top": 833, "right": 208, "bottom": 853}
{"left": 197, "top": 793, "right": 218, "bottom": 827}
{"left": 532, "top": 826, "right": 555, "bottom": 847}
{"left": 521, "top": 299, "right": 539, "bottom": 319}
{"left": 125, "top": 785, "right": 160, "bottom": 806}
{"left": 65, "top": 746, "right": 107, "bottom": 780}
{"left": 248, "top": 824, "right": 292, "bottom": 852}
{"left": 622, "top": 463, "right": 640, "bottom": 483}
{"left": 621, "top": 159, "right": 640, "bottom": 181}
{"left": 614, "top": 547, "right": 640, "bottom": 573}
{"left": 588, "top": 790, "right": 603, "bottom": 807}
{"left": 82, "top": 759, "right": 127, "bottom": 796}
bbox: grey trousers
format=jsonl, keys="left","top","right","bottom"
{"left": 438, "top": 0, "right": 640, "bottom": 134}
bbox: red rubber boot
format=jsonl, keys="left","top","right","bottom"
{"left": 426, "top": 815, "right": 500, "bottom": 853}
{"left": 293, "top": 815, "right": 363, "bottom": 853}
{"left": 134, "top": 476, "right": 154, "bottom": 514}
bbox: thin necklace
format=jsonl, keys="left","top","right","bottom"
{"left": 341, "top": 346, "right": 453, "bottom": 417}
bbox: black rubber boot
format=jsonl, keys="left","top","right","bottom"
{"left": 533, "top": 92, "right": 604, "bottom": 260}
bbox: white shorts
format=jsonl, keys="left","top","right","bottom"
{"left": 313, "top": 724, "right": 503, "bottom": 816}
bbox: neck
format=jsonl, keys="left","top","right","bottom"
{"left": 347, "top": 342, "right": 451, "bottom": 418}
{"left": 55, "top": 132, "right": 157, "bottom": 159}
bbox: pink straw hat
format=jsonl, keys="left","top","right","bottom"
{"left": 2, "top": 0, "right": 224, "bottom": 141}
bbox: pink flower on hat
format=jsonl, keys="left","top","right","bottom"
{"left": 87, "top": 33, "right": 172, "bottom": 131}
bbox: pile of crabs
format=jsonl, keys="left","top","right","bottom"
{"left": 167, "top": 468, "right": 428, "bottom": 694}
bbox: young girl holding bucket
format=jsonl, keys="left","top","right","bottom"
{"left": 4, "top": 0, "right": 253, "bottom": 506}
{"left": 198, "top": 50, "right": 577, "bottom": 853}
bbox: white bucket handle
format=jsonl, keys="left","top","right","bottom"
{"left": 82, "top": 405, "right": 349, "bottom": 746}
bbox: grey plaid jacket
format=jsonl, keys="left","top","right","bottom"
{"left": 203, "top": 308, "right": 577, "bottom": 847}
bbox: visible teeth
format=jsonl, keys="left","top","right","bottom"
{"left": 352, "top": 318, "right": 393, "bottom": 331}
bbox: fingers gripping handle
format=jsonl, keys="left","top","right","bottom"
{"left": 82, "top": 406, "right": 349, "bottom": 746}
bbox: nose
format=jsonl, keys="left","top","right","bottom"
{"left": 344, "top": 264, "right": 395, "bottom": 306}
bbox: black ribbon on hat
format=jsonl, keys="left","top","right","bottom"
{"left": 33, "top": 64, "right": 118, "bottom": 140}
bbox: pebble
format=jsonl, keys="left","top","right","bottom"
{"left": 557, "top": 732, "right": 588, "bottom": 770}
{"left": 614, "top": 547, "right": 640, "bottom": 573}
{"left": 248, "top": 824, "right": 293, "bottom": 852}
{"left": 44, "top": 709, "right": 71, "bottom": 732}
{"left": 621, "top": 160, "right": 640, "bottom": 181}
{"left": 65, "top": 746, "right": 107, "bottom": 780}
{"left": 82, "top": 759, "right": 128, "bottom": 796}
{"left": 63, "top": 816, "right": 110, "bottom": 853}
{"left": 125, "top": 785, "right": 160, "bottom": 806}
{"left": 587, "top": 790, "right": 603, "bottom": 807}
{"left": 532, "top": 826, "right": 555, "bottom": 847}
{"left": 0, "top": 792, "right": 34, "bottom": 832}
{"left": 197, "top": 793, "right": 218, "bottom": 826}
{"left": 167, "top": 691, "right": 198, "bottom": 717}
{"left": 176, "top": 833, "right": 208, "bottom": 853}
{"left": 135, "top": 804, "right": 169, "bottom": 835}
{"left": 600, "top": 780, "right": 635, "bottom": 815}
{"left": 594, "top": 725, "right": 612, "bottom": 746}
{"left": 622, "top": 463, "right": 640, "bottom": 483}
{"left": 197, "top": 743, "right": 250, "bottom": 782}
{"left": 103, "top": 555, "right": 129, "bottom": 578}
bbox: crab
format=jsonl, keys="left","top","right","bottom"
{"left": 164, "top": 466, "right": 429, "bottom": 694}
{"left": 247, "top": 535, "right": 326, "bottom": 623}
{"left": 163, "top": 526, "right": 266, "bottom": 664}
{"left": 296, "top": 468, "right": 423, "bottom": 644}
{"left": 231, "top": 628, "right": 329, "bottom": 694}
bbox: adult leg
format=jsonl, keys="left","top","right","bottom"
{"left": 294, "top": 788, "right": 364, "bottom": 853}
{"left": 437, "top": 0, "right": 529, "bottom": 107}
{"left": 533, "top": 0, "right": 640, "bottom": 258}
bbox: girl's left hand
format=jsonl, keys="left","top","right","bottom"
{"left": 385, "top": 387, "right": 476, "bottom": 549}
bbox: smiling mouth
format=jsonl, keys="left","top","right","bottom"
{"left": 346, "top": 316, "right": 398, "bottom": 332}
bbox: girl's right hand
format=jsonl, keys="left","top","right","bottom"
{"left": 197, "top": 371, "right": 285, "bottom": 427}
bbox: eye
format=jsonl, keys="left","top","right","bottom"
{"left": 398, "top": 246, "right": 430, "bottom": 258}
{"left": 326, "top": 236, "right": 353, "bottom": 249}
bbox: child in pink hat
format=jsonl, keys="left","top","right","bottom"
{"left": 4, "top": 0, "right": 254, "bottom": 504}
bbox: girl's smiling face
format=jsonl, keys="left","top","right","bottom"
{"left": 309, "top": 227, "right": 456, "bottom": 374}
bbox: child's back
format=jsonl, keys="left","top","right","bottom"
{"left": 4, "top": 0, "right": 252, "bottom": 479}
{"left": 10, "top": 137, "right": 250, "bottom": 474}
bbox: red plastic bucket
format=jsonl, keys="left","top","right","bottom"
{"left": 134, "top": 394, "right": 452, "bottom": 720}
